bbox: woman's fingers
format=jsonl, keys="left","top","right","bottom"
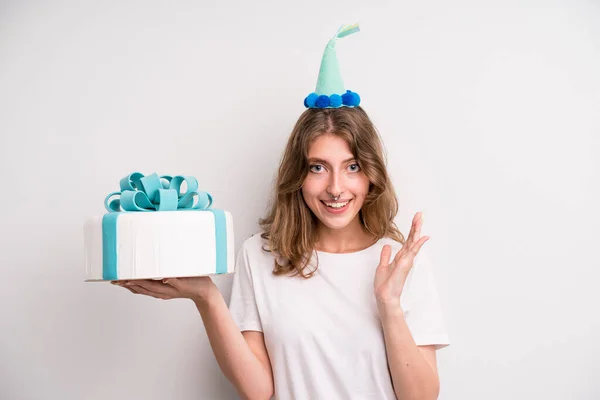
{"left": 393, "top": 235, "right": 430, "bottom": 271}
{"left": 403, "top": 212, "right": 424, "bottom": 256}
{"left": 112, "top": 279, "right": 179, "bottom": 299}
{"left": 391, "top": 214, "right": 428, "bottom": 270}
{"left": 411, "top": 236, "right": 430, "bottom": 256}
{"left": 414, "top": 212, "right": 422, "bottom": 244}
{"left": 392, "top": 246, "right": 405, "bottom": 266}
{"left": 111, "top": 276, "right": 214, "bottom": 300}
{"left": 122, "top": 284, "right": 140, "bottom": 295}
{"left": 128, "top": 284, "right": 173, "bottom": 300}
{"left": 129, "top": 279, "right": 180, "bottom": 297}
{"left": 163, "top": 278, "right": 184, "bottom": 290}
{"left": 405, "top": 212, "right": 422, "bottom": 246}
{"left": 379, "top": 245, "right": 392, "bottom": 268}
{"left": 112, "top": 281, "right": 138, "bottom": 294}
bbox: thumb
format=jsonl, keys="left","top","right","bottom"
{"left": 378, "top": 245, "right": 392, "bottom": 270}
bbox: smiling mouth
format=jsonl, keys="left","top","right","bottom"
{"left": 321, "top": 199, "right": 352, "bottom": 209}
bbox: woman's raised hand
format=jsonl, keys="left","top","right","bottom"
{"left": 113, "top": 276, "right": 219, "bottom": 303}
{"left": 374, "top": 212, "right": 429, "bottom": 312}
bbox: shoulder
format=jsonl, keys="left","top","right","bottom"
{"left": 239, "top": 232, "right": 270, "bottom": 257}
{"left": 237, "top": 233, "right": 276, "bottom": 273}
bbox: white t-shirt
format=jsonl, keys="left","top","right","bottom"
{"left": 228, "top": 233, "right": 450, "bottom": 400}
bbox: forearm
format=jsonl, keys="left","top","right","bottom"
{"left": 380, "top": 307, "right": 439, "bottom": 400}
{"left": 194, "top": 289, "right": 273, "bottom": 400}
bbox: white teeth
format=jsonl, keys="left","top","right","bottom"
{"left": 324, "top": 201, "right": 349, "bottom": 209}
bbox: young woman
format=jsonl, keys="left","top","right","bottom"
{"left": 115, "top": 106, "right": 450, "bottom": 399}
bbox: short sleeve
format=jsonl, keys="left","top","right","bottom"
{"left": 228, "top": 244, "right": 263, "bottom": 332}
{"left": 402, "top": 251, "right": 450, "bottom": 350}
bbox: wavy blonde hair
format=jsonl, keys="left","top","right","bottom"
{"left": 259, "top": 106, "right": 405, "bottom": 278}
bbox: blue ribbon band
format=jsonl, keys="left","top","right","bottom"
{"left": 102, "top": 213, "right": 119, "bottom": 280}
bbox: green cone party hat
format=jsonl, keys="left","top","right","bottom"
{"left": 304, "top": 23, "right": 361, "bottom": 109}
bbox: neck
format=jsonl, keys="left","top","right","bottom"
{"left": 315, "top": 215, "right": 377, "bottom": 253}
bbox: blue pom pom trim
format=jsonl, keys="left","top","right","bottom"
{"left": 305, "top": 93, "right": 318, "bottom": 108}
{"left": 341, "top": 90, "right": 360, "bottom": 107}
{"left": 315, "top": 95, "right": 330, "bottom": 108}
{"left": 304, "top": 90, "right": 361, "bottom": 109}
{"left": 329, "top": 94, "right": 342, "bottom": 108}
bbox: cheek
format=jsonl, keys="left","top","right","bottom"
{"left": 350, "top": 175, "right": 370, "bottom": 198}
{"left": 301, "top": 176, "right": 323, "bottom": 200}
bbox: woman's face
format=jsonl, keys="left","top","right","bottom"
{"left": 301, "top": 133, "right": 370, "bottom": 231}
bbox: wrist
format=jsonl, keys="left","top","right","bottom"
{"left": 191, "top": 282, "right": 220, "bottom": 307}
{"left": 376, "top": 298, "right": 404, "bottom": 319}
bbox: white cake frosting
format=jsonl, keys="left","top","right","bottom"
{"left": 84, "top": 210, "right": 234, "bottom": 281}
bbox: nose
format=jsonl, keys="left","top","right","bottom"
{"left": 327, "top": 169, "right": 345, "bottom": 197}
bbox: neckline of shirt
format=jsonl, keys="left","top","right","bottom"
{"left": 314, "top": 238, "right": 387, "bottom": 258}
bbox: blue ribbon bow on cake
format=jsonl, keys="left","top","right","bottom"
{"left": 104, "top": 172, "right": 213, "bottom": 212}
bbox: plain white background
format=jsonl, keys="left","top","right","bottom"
{"left": 1, "top": 1, "right": 598, "bottom": 399}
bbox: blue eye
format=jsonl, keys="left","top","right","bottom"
{"left": 309, "top": 164, "right": 324, "bottom": 173}
{"left": 348, "top": 163, "right": 360, "bottom": 172}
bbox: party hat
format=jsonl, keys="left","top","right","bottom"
{"left": 304, "top": 23, "right": 361, "bottom": 109}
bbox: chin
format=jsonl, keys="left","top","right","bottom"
{"left": 318, "top": 217, "right": 353, "bottom": 230}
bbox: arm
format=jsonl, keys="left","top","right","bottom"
{"left": 379, "top": 305, "right": 439, "bottom": 400}
{"left": 119, "top": 278, "right": 274, "bottom": 400}
{"left": 195, "top": 286, "right": 274, "bottom": 400}
{"left": 374, "top": 212, "right": 444, "bottom": 400}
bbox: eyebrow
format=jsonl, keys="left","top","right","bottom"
{"left": 308, "top": 157, "right": 356, "bottom": 164}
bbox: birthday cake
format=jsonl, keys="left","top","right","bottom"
{"left": 84, "top": 172, "right": 234, "bottom": 281}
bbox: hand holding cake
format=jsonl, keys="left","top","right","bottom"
{"left": 113, "top": 276, "right": 219, "bottom": 303}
